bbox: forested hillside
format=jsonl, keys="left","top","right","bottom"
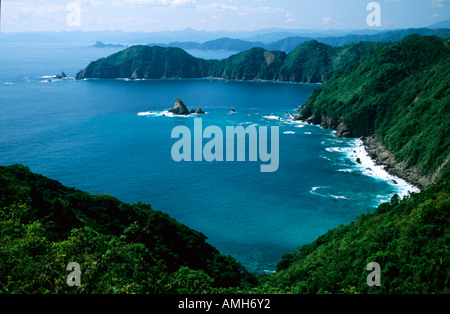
{"left": 298, "top": 35, "right": 450, "bottom": 188}
{"left": 254, "top": 171, "right": 450, "bottom": 294}
{"left": 0, "top": 165, "right": 256, "bottom": 293}
{"left": 2, "top": 165, "right": 448, "bottom": 294}
{"left": 76, "top": 40, "right": 379, "bottom": 83}
{"left": 257, "top": 34, "right": 450, "bottom": 294}
{"left": 76, "top": 45, "right": 210, "bottom": 80}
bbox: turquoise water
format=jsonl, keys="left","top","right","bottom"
{"left": 0, "top": 43, "right": 417, "bottom": 273}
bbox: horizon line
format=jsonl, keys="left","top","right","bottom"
{"left": 1, "top": 24, "right": 449, "bottom": 35}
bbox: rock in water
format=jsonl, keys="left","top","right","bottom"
{"left": 196, "top": 108, "right": 205, "bottom": 114}
{"left": 169, "top": 98, "right": 191, "bottom": 116}
{"left": 61, "top": 72, "right": 67, "bottom": 78}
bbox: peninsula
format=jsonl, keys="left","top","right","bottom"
{"left": 75, "top": 40, "right": 379, "bottom": 83}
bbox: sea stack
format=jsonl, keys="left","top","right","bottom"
{"left": 169, "top": 98, "right": 191, "bottom": 116}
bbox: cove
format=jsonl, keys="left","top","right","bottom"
{"left": 171, "top": 118, "right": 280, "bottom": 173}
{"left": 0, "top": 46, "right": 410, "bottom": 273}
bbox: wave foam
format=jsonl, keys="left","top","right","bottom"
{"left": 137, "top": 110, "right": 197, "bottom": 118}
{"left": 137, "top": 111, "right": 156, "bottom": 116}
{"left": 310, "top": 186, "right": 349, "bottom": 200}
{"left": 262, "top": 115, "right": 282, "bottom": 121}
{"left": 330, "top": 195, "right": 348, "bottom": 200}
{"left": 326, "top": 147, "right": 344, "bottom": 153}
{"left": 342, "top": 139, "right": 420, "bottom": 197}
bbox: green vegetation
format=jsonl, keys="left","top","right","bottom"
{"left": 207, "top": 47, "right": 287, "bottom": 81}
{"left": 76, "top": 45, "right": 210, "bottom": 80}
{"left": 3, "top": 34, "right": 449, "bottom": 294}
{"left": 299, "top": 35, "right": 450, "bottom": 181}
{"left": 2, "top": 164, "right": 448, "bottom": 294}
{"left": 0, "top": 165, "right": 256, "bottom": 294}
{"left": 262, "top": 35, "right": 450, "bottom": 294}
{"left": 253, "top": 171, "right": 450, "bottom": 294}
{"left": 76, "top": 40, "right": 379, "bottom": 83}
{"left": 279, "top": 40, "right": 378, "bottom": 83}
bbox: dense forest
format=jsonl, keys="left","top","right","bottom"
{"left": 75, "top": 40, "right": 379, "bottom": 83}
{"left": 1, "top": 162, "right": 448, "bottom": 294}
{"left": 265, "top": 35, "right": 449, "bottom": 294}
{"left": 254, "top": 171, "right": 449, "bottom": 294}
{"left": 2, "top": 35, "right": 449, "bottom": 294}
{"left": 298, "top": 35, "right": 450, "bottom": 188}
{"left": 0, "top": 164, "right": 256, "bottom": 293}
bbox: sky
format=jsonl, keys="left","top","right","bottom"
{"left": 1, "top": 0, "right": 450, "bottom": 33}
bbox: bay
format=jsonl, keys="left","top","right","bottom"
{"left": 0, "top": 43, "right": 416, "bottom": 273}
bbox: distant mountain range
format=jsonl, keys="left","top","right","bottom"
{"left": 0, "top": 27, "right": 383, "bottom": 44}
{"left": 149, "top": 28, "right": 450, "bottom": 53}
{"left": 1, "top": 21, "right": 449, "bottom": 45}
{"left": 428, "top": 20, "right": 450, "bottom": 29}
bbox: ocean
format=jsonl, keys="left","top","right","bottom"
{"left": 0, "top": 42, "right": 418, "bottom": 273}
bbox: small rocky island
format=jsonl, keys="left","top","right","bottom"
{"left": 169, "top": 98, "right": 205, "bottom": 116}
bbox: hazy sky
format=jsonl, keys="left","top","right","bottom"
{"left": 2, "top": 0, "right": 450, "bottom": 32}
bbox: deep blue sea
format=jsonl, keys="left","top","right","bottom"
{"left": 0, "top": 42, "right": 418, "bottom": 273}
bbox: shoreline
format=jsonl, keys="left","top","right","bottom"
{"left": 346, "top": 137, "right": 421, "bottom": 198}
{"left": 77, "top": 76, "right": 322, "bottom": 86}
{"left": 360, "top": 134, "right": 432, "bottom": 191}
{"left": 295, "top": 117, "right": 424, "bottom": 195}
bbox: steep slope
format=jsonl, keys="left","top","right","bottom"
{"left": 76, "top": 45, "right": 209, "bottom": 80}
{"left": 249, "top": 35, "right": 450, "bottom": 295}
{"left": 207, "top": 47, "right": 287, "bottom": 81}
{"left": 0, "top": 165, "right": 255, "bottom": 293}
{"left": 76, "top": 41, "right": 379, "bottom": 83}
{"left": 298, "top": 35, "right": 450, "bottom": 188}
{"left": 257, "top": 171, "right": 450, "bottom": 294}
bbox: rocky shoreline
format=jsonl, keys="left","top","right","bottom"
{"left": 361, "top": 135, "right": 432, "bottom": 191}
{"left": 295, "top": 114, "right": 435, "bottom": 191}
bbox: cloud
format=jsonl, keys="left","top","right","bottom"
{"left": 286, "top": 18, "right": 299, "bottom": 23}
{"left": 120, "top": 0, "right": 196, "bottom": 7}
{"left": 318, "top": 16, "right": 343, "bottom": 28}
{"left": 204, "top": 3, "right": 239, "bottom": 11}
{"left": 5, "top": 2, "right": 66, "bottom": 16}
{"left": 432, "top": 0, "right": 450, "bottom": 8}
{"left": 2, "top": 1, "right": 69, "bottom": 31}
{"left": 197, "top": 2, "right": 283, "bottom": 18}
